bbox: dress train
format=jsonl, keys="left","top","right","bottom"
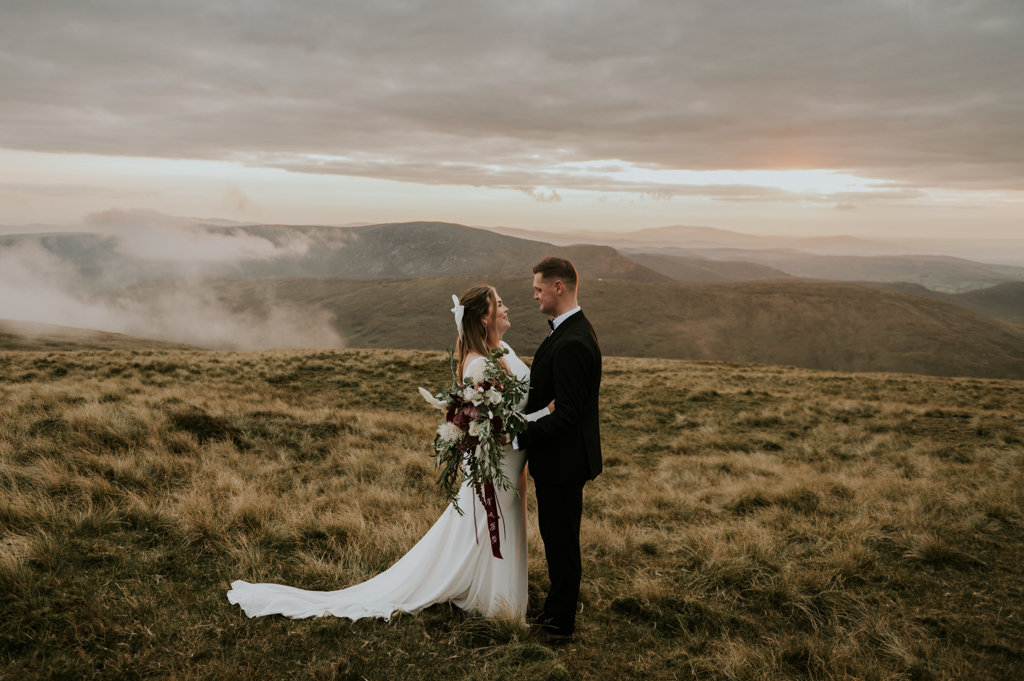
{"left": 227, "top": 344, "right": 532, "bottom": 621}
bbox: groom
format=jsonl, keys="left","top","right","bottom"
{"left": 518, "top": 256, "right": 602, "bottom": 642}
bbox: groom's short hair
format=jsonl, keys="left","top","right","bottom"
{"left": 533, "top": 256, "right": 578, "bottom": 291}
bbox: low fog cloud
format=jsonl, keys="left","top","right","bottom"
{"left": 0, "top": 215, "right": 345, "bottom": 350}
{"left": 84, "top": 208, "right": 314, "bottom": 265}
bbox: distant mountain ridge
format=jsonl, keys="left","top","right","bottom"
{"left": 631, "top": 248, "right": 1024, "bottom": 293}
{"left": 488, "top": 224, "right": 1024, "bottom": 290}
{"left": 5, "top": 214, "right": 1022, "bottom": 292}
{"left": 0, "top": 220, "right": 668, "bottom": 291}
{"left": 488, "top": 223, "right": 1024, "bottom": 266}
{"left": 228, "top": 221, "right": 666, "bottom": 281}
{"left": 625, "top": 252, "right": 792, "bottom": 283}
{"left": 490, "top": 224, "right": 894, "bottom": 254}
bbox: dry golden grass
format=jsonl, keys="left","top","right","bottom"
{"left": 1, "top": 349, "right": 1022, "bottom": 680}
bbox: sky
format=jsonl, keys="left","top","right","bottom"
{"left": 1, "top": 0, "right": 1022, "bottom": 239}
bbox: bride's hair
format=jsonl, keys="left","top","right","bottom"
{"left": 456, "top": 285, "right": 508, "bottom": 379}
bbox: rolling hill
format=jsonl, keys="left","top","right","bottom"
{"left": 0, "top": 320, "right": 196, "bottom": 351}
{"left": 956, "top": 281, "right": 1024, "bottom": 324}
{"left": 864, "top": 280, "right": 1024, "bottom": 326}
{"left": 233, "top": 221, "right": 667, "bottom": 282}
{"left": 55, "top": 275, "right": 1023, "bottom": 380}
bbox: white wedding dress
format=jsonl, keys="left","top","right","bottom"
{"left": 227, "top": 342, "right": 530, "bottom": 621}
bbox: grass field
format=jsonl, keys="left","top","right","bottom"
{"left": 1, "top": 349, "right": 1022, "bottom": 680}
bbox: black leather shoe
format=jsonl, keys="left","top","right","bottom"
{"left": 533, "top": 625, "right": 574, "bottom": 645}
{"left": 530, "top": 612, "right": 553, "bottom": 626}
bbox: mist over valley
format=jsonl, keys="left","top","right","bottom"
{"left": 2, "top": 212, "right": 1023, "bottom": 379}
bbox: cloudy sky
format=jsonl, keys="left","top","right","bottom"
{"left": 1, "top": 0, "right": 1022, "bottom": 237}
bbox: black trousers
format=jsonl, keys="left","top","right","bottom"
{"left": 534, "top": 481, "right": 585, "bottom": 635}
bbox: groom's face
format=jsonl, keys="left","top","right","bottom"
{"left": 533, "top": 273, "right": 559, "bottom": 317}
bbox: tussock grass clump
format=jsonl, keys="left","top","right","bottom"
{"left": 1, "top": 349, "right": 1022, "bottom": 680}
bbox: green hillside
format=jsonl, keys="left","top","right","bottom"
{"left": 185, "top": 276, "right": 1024, "bottom": 380}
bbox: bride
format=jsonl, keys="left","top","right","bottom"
{"left": 227, "top": 285, "right": 547, "bottom": 621}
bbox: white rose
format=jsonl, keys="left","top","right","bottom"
{"left": 485, "top": 388, "right": 501, "bottom": 404}
{"left": 468, "top": 419, "right": 492, "bottom": 439}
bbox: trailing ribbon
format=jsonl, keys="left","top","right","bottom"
{"left": 474, "top": 482, "right": 503, "bottom": 559}
{"left": 417, "top": 386, "right": 447, "bottom": 410}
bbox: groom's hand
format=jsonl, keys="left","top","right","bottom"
{"left": 547, "top": 400, "right": 555, "bottom": 413}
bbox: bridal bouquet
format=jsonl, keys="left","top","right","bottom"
{"left": 418, "top": 347, "right": 529, "bottom": 557}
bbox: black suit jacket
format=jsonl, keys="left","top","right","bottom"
{"left": 519, "top": 310, "right": 602, "bottom": 484}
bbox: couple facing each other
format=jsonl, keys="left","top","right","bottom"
{"left": 228, "top": 256, "right": 602, "bottom": 641}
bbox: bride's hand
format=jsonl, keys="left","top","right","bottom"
{"left": 547, "top": 400, "right": 555, "bottom": 413}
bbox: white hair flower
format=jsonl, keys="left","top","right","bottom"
{"left": 451, "top": 294, "right": 465, "bottom": 338}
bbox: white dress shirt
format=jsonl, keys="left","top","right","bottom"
{"left": 549, "top": 306, "right": 581, "bottom": 334}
